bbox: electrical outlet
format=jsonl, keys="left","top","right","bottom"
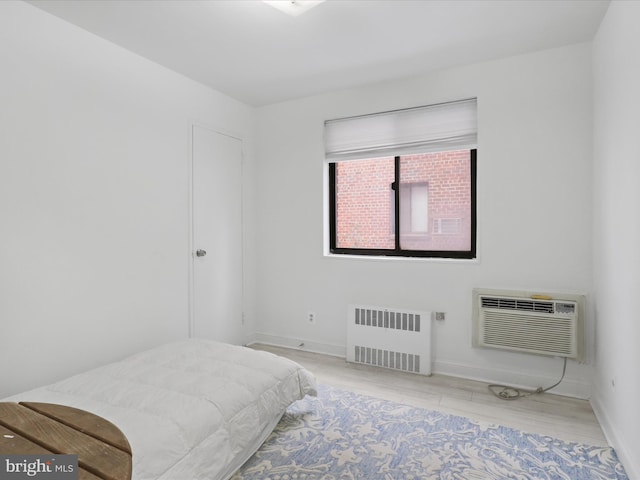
{"left": 433, "top": 312, "right": 446, "bottom": 321}
{"left": 307, "top": 311, "right": 316, "bottom": 325}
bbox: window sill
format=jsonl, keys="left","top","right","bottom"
{"left": 323, "top": 252, "right": 480, "bottom": 265}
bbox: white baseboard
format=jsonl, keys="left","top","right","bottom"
{"left": 247, "top": 332, "right": 346, "bottom": 358}
{"left": 433, "top": 359, "right": 592, "bottom": 400}
{"left": 590, "top": 385, "right": 638, "bottom": 480}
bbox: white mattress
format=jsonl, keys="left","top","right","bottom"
{"left": 2, "top": 339, "right": 317, "bottom": 480}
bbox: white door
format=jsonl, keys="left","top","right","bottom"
{"left": 191, "top": 125, "right": 243, "bottom": 344}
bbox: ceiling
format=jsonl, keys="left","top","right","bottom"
{"left": 26, "top": 0, "right": 610, "bottom": 107}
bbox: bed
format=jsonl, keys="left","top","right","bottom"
{"left": 1, "top": 338, "right": 317, "bottom": 480}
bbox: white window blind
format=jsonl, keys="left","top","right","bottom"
{"left": 324, "top": 98, "right": 477, "bottom": 162}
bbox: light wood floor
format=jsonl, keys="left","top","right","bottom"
{"left": 251, "top": 344, "right": 608, "bottom": 447}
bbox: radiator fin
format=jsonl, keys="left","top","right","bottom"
{"left": 354, "top": 346, "right": 421, "bottom": 373}
{"left": 354, "top": 307, "right": 421, "bottom": 332}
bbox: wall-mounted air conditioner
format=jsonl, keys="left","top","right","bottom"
{"left": 472, "top": 288, "right": 584, "bottom": 361}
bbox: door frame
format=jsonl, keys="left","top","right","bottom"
{"left": 187, "top": 121, "right": 244, "bottom": 339}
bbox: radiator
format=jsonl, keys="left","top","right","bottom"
{"left": 346, "top": 304, "right": 432, "bottom": 375}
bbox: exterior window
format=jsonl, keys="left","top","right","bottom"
{"left": 404, "top": 183, "right": 429, "bottom": 234}
{"left": 325, "top": 98, "right": 477, "bottom": 259}
{"left": 329, "top": 149, "right": 476, "bottom": 258}
{"left": 390, "top": 182, "right": 428, "bottom": 235}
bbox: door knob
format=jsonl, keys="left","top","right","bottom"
{"left": 196, "top": 249, "right": 207, "bottom": 257}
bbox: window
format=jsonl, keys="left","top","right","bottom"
{"left": 392, "top": 181, "right": 429, "bottom": 235}
{"left": 325, "top": 99, "right": 477, "bottom": 259}
{"left": 329, "top": 150, "right": 476, "bottom": 258}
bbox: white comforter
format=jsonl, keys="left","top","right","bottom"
{"left": 2, "top": 339, "right": 317, "bottom": 480}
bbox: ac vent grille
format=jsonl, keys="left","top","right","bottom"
{"left": 473, "top": 290, "right": 583, "bottom": 360}
{"left": 433, "top": 218, "right": 462, "bottom": 235}
{"left": 480, "top": 297, "right": 554, "bottom": 314}
{"left": 482, "top": 312, "right": 576, "bottom": 356}
{"left": 354, "top": 346, "right": 420, "bottom": 373}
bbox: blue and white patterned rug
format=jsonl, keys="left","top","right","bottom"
{"left": 233, "top": 384, "right": 628, "bottom": 479}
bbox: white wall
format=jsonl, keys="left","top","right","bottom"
{"left": 592, "top": 1, "right": 640, "bottom": 477}
{"left": 1, "top": 0, "right": 635, "bottom": 471}
{"left": 253, "top": 43, "right": 595, "bottom": 398}
{"left": 0, "top": 1, "right": 255, "bottom": 397}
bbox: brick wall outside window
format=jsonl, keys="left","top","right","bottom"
{"left": 335, "top": 150, "right": 471, "bottom": 251}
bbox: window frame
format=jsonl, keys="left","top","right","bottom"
{"left": 329, "top": 149, "right": 477, "bottom": 259}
